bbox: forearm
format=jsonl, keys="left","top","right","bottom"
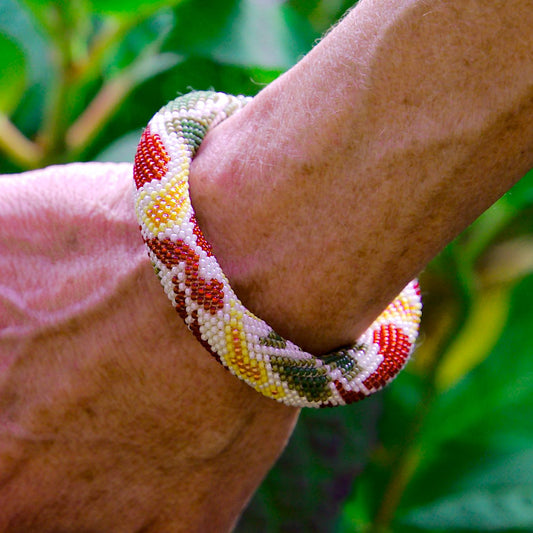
{"left": 191, "top": 0, "right": 533, "bottom": 354}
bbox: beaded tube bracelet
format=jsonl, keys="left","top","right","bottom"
{"left": 133, "top": 91, "right": 422, "bottom": 408}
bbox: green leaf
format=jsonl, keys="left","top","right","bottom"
{"left": 95, "top": 129, "right": 142, "bottom": 162}
{"left": 209, "top": 1, "right": 315, "bottom": 69}
{"left": 434, "top": 285, "right": 510, "bottom": 391}
{"left": 0, "top": 33, "right": 27, "bottom": 113}
{"left": 289, "top": 0, "right": 357, "bottom": 32}
{"left": 169, "top": 0, "right": 317, "bottom": 70}
{"left": 87, "top": 0, "right": 185, "bottom": 16}
{"left": 103, "top": 10, "right": 176, "bottom": 75}
{"left": 339, "top": 272, "right": 533, "bottom": 532}
{"left": 422, "top": 275, "right": 533, "bottom": 446}
{"left": 237, "top": 398, "right": 382, "bottom": 532}
{"left": 399, "top": 275, "right": 533, "bottom": 528}
{"left": 503, "top": 168, "right": 533, "bottom": 210}
{"left": 167, "top": 0, "right": 240, "bottom": 51}
{"left": 0, "top": 0, "right": 49, "bottom": 85}
{"left": 402, "top": 484, "right": 533, "bottom": 531}
{"left": 462, "top": 449, "right": 533, "bottom": 489}
{"left": 18, "top": 0, "right": 55, "bottom": 32}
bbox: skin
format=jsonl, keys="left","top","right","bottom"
{"left": 0, "top": 163, "right": 299, "bottom": 532}
{"left": 192, "top": 0, "right": 533, "bottom": 353}
{"left": 0, "top": 0, "right": 532, "bottom": 530}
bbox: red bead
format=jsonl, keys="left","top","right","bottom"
{"left": 133, "top": 126, "right": 170, "bottom": 189}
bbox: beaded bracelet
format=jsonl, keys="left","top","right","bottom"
{"left": 133, "top": 91, "right": 422, "bottom": 408}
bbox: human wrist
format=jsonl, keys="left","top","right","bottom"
{"left": 190, "top": 0, "right": 533, "bottom": 359}
{"left": 188, "top": 89, "right": 372, "bottom": 355}
{"left": 186, "top": 8, "right": 392, "bottom": 355}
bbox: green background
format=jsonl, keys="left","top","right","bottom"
{"left": 1, "top": 0, "right": 532, "bottom": 531}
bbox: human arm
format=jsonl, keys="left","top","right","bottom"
{"left": 191, "top": 0, "right": 533, "bottom": 354}
{"left": 1, "top": 0, "right": 533, "bottom": 530}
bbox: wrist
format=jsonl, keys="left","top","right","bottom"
{"left": 189, "top": 91, "right": 372, "bottom": 355}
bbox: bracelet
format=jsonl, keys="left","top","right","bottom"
{"left": 133, "top": 91, "right": 422, "bottom": 408}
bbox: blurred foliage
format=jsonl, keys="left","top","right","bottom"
{"left": 1, "top": 0, "right": 532, "bottom": 531}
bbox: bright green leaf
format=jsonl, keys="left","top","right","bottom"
{"left": 504, "top": 168, "right": 533, "bottom": 210}
{"left": 87, "top": 0, "right": 185, "bottom": 16}
{"left": 0, "top": 0, "right": 49, "bottom": 85}
{"left": 397, "top": 274, "right": 533, "bottom": 527}
{"left": 0, "top": 33, "right": 27, "bottom": 113}
{"left": 207, "top": 1, "right": 315, "bottom": 69}
{"left": 18, "top": 0, "right": 55, "bottom": 32}
{"left": 339, "top": 272, "right": 533, "bottom": 532}
{"left": 422, "top": 274, "right": 533, "bottom": 446}
{"left": 435, "top": 285, "right": 510, "bottom": 391}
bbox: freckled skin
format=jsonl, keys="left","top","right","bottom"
{"left": 0, "top": 164, "right": 299, "bottom": 532}
{"left": 192, "top": 0, "right": 533, "bottom": 354}
{"left": 1, "top": 0, "right": 532, "bottom": 530}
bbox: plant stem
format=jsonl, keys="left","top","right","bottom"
{"left": 76, "top": 18, "right": 131, "bottom": 84}
{"left": 368, "top": 385, "right": 435, "bottom": 533}
{"left": 368, "top": 252, "right": 472, "bottom": 532}
{"left": 66, "top": 75, "right": 131, "bottom": 159}
{"left": 0, "top": 114, "right": 43, "bottom": 169}
{"left": 38, "top": 5, "right": 78, "bottom": 164}
{"left": 40, "top": 71, "right": 72, "bottom": 164}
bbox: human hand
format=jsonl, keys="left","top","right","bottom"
{"left": 0, "top": 163, "right": 298, "bottom": 532}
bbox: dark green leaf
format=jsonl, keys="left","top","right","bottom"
{"left": 237, "top": 397, "right": 382, "bottom": 533}
{"left": 339, "top": 272, "right": 533, "bottom": 531}
{"left": 95, "top": 129, "right": 142, "bottom": 162}
{"left": 398, "top": 274, "right": 533, "bottom": 529}
{"left": 169, "top": 0, "right": 317, "bottom": 69}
